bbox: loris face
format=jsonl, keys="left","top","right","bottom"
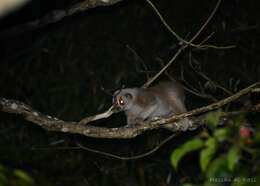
{"left": 113, "top": 89, "right": 134, "bottom": 110}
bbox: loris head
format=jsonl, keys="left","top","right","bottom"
{"left": 113, "top": 88, "right": 136, "bottom": 110}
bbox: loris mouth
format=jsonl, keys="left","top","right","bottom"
{"left": 114, "top": 101, "right": 119, "bottom": 107}
{"left": 113, "top": 102, "right": 123, "bottom": 112}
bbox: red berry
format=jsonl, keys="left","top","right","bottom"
{"left": 239, "top": 126, "right": 253, "bottom": 138}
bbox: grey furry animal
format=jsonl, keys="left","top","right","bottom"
{"left": 113, "top": 81, "right": 192, "bottom": 131}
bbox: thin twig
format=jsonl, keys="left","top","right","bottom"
{"left": 189, "top": 59, "right": 233, "bottom": 95}
{"left": 28, "top": 133, "right": 177, "bottom": 160}
{"left": 77, "top": 133, "right": 177, "bottom": 160}
{"left": 143, "top": 45, "right": 186, "bottom": 88}
{"left": 145, "top": 0, "right": 235, "bottom": 49}
{"left": 79, "top": 106, "right": 116, "bottom": 125}
{"left": 143, "top": 0, "right": 221, "bottom": 88}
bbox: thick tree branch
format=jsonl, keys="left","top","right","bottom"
{"left": 0, "top": 0, "right": 124, "bottom": 39}
{"left": 0, "top": 83, "right": 259, "bottom": 139}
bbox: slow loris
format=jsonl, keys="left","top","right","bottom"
{"left": 113, "top": 81, "right": 192, "bottom": 131}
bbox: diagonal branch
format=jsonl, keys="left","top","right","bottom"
{"left": 0, "top": 0, "right": 124, "bottom": 39}
{"left": 1, "top": 83, "right": 259, "bottom": 139}
{"left": 142, "top": 0, "right": 226, "bottom": 88}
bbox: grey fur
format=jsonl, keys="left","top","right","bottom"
{"left": 113, "top": 81, "right": 192, "bottom": 131}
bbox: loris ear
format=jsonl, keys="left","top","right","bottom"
{"left": 124, "top": 93, "right": 133, "bottom": 100}
{"left": 113, "top": 90, "right": 121, "bottom": 97}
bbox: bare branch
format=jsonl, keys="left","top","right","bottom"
{"left": 189, "top": 58, "right": 233, "bottom": 95}
{"left": 1, "top": 83, "right": 259, "bottom": 139}
{"left": 77, "top": 133, "right": 177, "bottom": 160}
{"left": 143, "top": 0, "right": 225, "bottom": 88}
{"left": 0, "top": 0, "right": 124, "bottom": 39}
{"left": 79, "top": 106, "right": 116, "bottom": 125}
{"left": 145, "top": 0, "right": 235, "bottom": 49}
{"left": 143, "top": 44, "right": 186, "bottom": 88}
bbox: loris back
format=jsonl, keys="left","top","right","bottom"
{"left": 113, "top": 81, "right": 190, "bottom": 129}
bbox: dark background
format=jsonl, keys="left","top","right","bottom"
{"left": 0, "top": 0, "right": 259, "bottom": 185}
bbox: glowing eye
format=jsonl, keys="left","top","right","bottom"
{"left": 118, "top": 97, "right": 125, "bottom": 106}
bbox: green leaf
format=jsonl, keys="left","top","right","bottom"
{"left": 232, "top": 115, "right": 246, "bottom": 127}
{"left": 213, "top": 128, "right": 228, "bottom": 142}
{"left": 227, "top": 146, "right": 240, "bottom": 171}
{"left": 206, "top": 111, "right": 222, "bottom": 129}
{"left": 14, "top": 169, "right": 33, "bottom": 184}
{"left": 171, "top": 139, "right": 204, "bottom": 169}
{"left": 254, "top": 132, "right": 260, "bottom": 144}
{"left": 0, "top": 174, "right": 8, "bottom": 185}
{"left": 0, "top": 164, "right": 7, "bottom": 185}
{"left": 200, "top": 137, "right": 217, "bottom": 172}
